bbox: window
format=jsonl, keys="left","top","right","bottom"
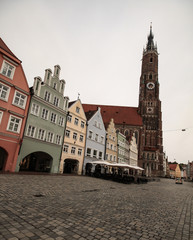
{"left": 95, "top": 134, "right": 98, "bottom": 142}
{"left": 110, "top": 155, "right": 112, "bottom": 161}
{"left": 36, "top": 81, "right": 39, "bottom": 91}
{"left": 114, "top": 156, "right": 116, "bottom": 162}
{"left": 7, "top": 115, "right": 22, "bottom": 133}
{"left": 1, "top": 61, "right": 15, "bottom": 79}
{"left": 150, "top": 57, "right": 153, "bottom": 63}
{"left": 78, "top": 148, "right": 82, "bottom": 156}
{"left": 73, "top": 132, "right": 77, "bottom": 140}
{"left": 114, "top": 146, "right": 116, "bottom": 151}
{"left": 76, "top": 107, "right": 80, "bottom": 113}
{"left": 44, "top": 91, "right": 51, "bottom": 102}
{"left": 13, "top": 91, "right": 27, "bottom": 109}
{"left": 94, "top": 121, "right": 97, "bottom": 127}
{"left": 99, "top": 152, "right": 103, "bottom": 160}
{"left": 50, "top": 113, "right": 57, "bottom": 123}
{"left": 87, "top": 148, "right": 91, "bottom": 157}
{"left": 26, "top": 125, "right": 36, "bottom": 137}
{"left": 31, "top": 103, "right": 39, "bottom": 116}
{"left": 0, "top": 82, "right": 10, "bottom": 101}
{"left": 38, "top": 129, "right": 45, "bottom": 140}
{"left": 47, "top": 132, "right": 54, "bottom": 143}
{"left": 110, "top": 144, "right": 113, "bottom": 150}
{"left": 53, "top": 83, "right": 57, "bottom": 90}
{"left": 55, "top": 135, "right": 61, "bottom": 145}
{"left": 88, "top": 131, "right": 93, "bottom": 139}
{"left": 71, "top": 147, "right": 76, "bottom": 154}
{"left": 53, "top": 96, "right": 59, "bottom": 107}
{"left": 65, "top": 130, "right": 70, "bottom": 137}
{"left": 93, "top": 150, "right": 97, "bottom": 158}
{"left": 79, "top": 135, "right": 83, "bottom": 142}
{"left": 81, "top": 121, "right": 85, "bottom": 128}
{"left": 106, "top": 154, "right": 108, "bottom": 160}
{"left": 74, "top": 118, "right": 79, "bottom": 125}
{"left": 58, "top": 116, "right": 64, "bottom": 126}
{"left": 98, "top": 123, "right": 101, "bottom": 129}
{"left": 63, "top": 145, "right": 69, "bottom": 153}
{"left": 41, "top": 108, "right": 49, "bottom": 120}
{"left": 101, "top": 136, "right": 104, "bottom": 144}
{"left": 67, "top": 115, "right": 72, "bottom": 122}
{"left": 0, "top": 111, "right": 3, "bottom": 124}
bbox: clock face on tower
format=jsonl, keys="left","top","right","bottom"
{"left": 147, "top": 82, "right": 155, "bottom": 90}
{"left": 147, "top": 107, "right": 154, "bottom": 113}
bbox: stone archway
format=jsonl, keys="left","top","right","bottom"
{"left": 0, "top": 147, "right": 8, "bottom": 171}
{"left": 63, "top": 159, "right": 79, "bottom": 174}
{"left": 19, "top": 152, "right": 53, "bottom": 172}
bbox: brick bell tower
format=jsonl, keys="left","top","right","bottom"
{"left": 138, "top": 25, "right": 164, "bottom": 177}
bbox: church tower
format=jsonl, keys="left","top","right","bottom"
{"left": 138, "top": 25, "right": 164, "bottom": 177}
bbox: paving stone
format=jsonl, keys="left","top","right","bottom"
{"left": 0, "top": 175, "right": 193, "bottom": 240}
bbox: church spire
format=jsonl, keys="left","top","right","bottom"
{"left": 145, "top": 23, "right": 157, "bottom": 52}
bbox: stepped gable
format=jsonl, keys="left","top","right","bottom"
{"left": 0, "top": 38, "right": 19, "bottom": 60}
{"left": 83, "top": 104, "right": 143, "bottom": 126}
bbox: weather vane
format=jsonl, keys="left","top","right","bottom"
{"left": 78, "top": 93, "right": 80, "bottom": 99}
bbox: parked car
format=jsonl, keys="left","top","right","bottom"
{"left": 175, "top": 177, "right": 183, "bottom": 184}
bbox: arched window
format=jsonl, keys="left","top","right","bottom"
{"left": 149, "top": 74, "right": 152, "bottom": 80}
{"left": 150, "top": 57, "right": 153, "bottom": 63}
{"left": 124, "top": 130, "right": 129, "bottom": 136}
{"left": 134, "top": 131, "right": 138, "bottom": 144}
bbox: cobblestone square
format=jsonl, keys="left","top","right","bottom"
{"left": 0, "top": 175, "right": 193, "bottom": 240}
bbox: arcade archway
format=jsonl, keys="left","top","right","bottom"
{"left": 63, "top": 159, "right": 79, "bottom": 174}
{"left": 0, "top": 147, "right": 8, "bottom": 171}
{"left": 19, "top": 152, "right": 53, "bottom": 172}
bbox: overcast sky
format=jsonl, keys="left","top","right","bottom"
{"left": 1, "top": 0, "right": 193, "bottom": 164}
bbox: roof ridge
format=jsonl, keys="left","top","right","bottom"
{"left": 0, "top": 37, "right": 19, "bottom": 60}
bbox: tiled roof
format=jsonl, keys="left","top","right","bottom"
{"left": 83, "top": 104, "right": 143, "bottom": 126}
{"left": 0, "top": 38, "right": 18, "bottom": 60}
{"left": 169, "top": 164, "right": 177, "bottom": 171}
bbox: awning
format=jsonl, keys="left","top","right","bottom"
{"left": 87, "top": 161, "right": 144, "bottom": 171}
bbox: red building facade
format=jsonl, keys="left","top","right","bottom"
{"left": 0, "top": 38, "right": 30, "bottom": 172}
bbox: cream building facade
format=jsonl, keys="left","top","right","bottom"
{"left": 60, "top": 99, "right": 87, "bottom": 175}
{"left": 128, "top": 133, "right": 138, "bottom": 166}
{"left": 105, "top": 118, "right": 117, "bottom": 163}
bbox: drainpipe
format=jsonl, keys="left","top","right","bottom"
{"left": 82, "top": 121, "right": 88, "bottom": 175}
{"left": 18, "top": 87, "right": 34, "bottom": 156}
{"left": 58, "top": 110, "right": 69, "bottom": 174}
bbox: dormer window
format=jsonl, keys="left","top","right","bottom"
{"left": 76, "top": 107, "right": 80, "bottom": 113}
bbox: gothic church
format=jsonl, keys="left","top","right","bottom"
{"left": 83, "top": 26, "right": 164, "bottom": 177}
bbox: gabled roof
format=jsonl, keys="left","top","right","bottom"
{"left": 83, "top": 104, "right": 143, "bottom": 126}
{"left": 169, "top": 164, "right": 177, "bottom": 171}
{"left": 68, "top": 100, "right": 76, "bottom": 108}
{"left": 85, "top": 110, "right": 97, "bottom": 121}
{"left": 0, "top": 38, "right": 19, "bottom": 60}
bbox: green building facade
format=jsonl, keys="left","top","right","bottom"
{"left": 15, "top": 65, "right": 69, "bottom": 173}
